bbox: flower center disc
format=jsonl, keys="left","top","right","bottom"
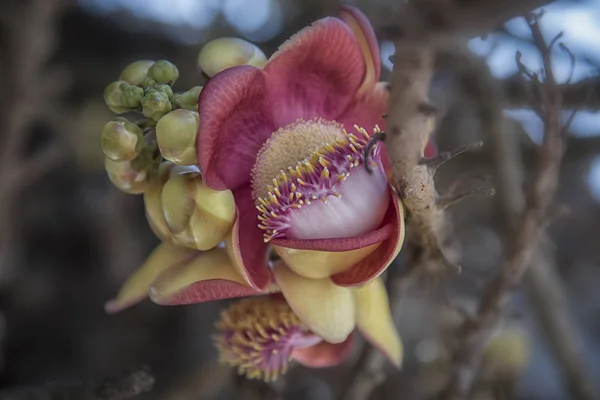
{"left": 214, "top": 297, "right": 319, "bottom": 382}
{"left": 251, "top": 118, "right": 390, "bottom": 242}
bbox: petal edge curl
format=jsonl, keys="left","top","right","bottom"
{"left": 339, "top": 6, "right": 381, "bottom": 91}
{"left": 292, "top": 333, "right": 355, "bottom": 368}
{"left": 331, "top": 193, "right": 405, "bottom": 286}
{"left": 197, "top": 65, "right": 275, "bottom": 190}
{"left": 227, "top": 185, "right": 272, "bottom": 290}
{"left": 149, "top": 247, "right": 262, "bottom": 305}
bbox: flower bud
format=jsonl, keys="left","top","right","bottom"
{"left": 197, "top": 37, "right": 267, "bottom": 77}
{"left": 141, "top": 90, "right": 172, "bottom": 121}
{"left": 140, "top": 77, "right": 157, "bottom": 89}
{"left": 171, "top": 86, "right": 203, "bottom": 111}
{"left": 103, "top": 81, "right": 144, "bottom": 113}
{"left": 105, "top": 145, "right": 160, "bottom": 194}
{"left": 123, "top": 85, "right": 144, "bottom": 107}
{"left": 119, "top": 60, "right": 155, "bottom": 86}
{"left": 143, "top": 165, "right": 236, "bottom": 250}
{"left": 151, "top": 84, "right": 174, "bottom": 99}
{"left": 101, "top": 117, "right": 144, "bottom": 162}
{"left": 147, "top": 60, "right": 179, "bottom": 86}
{"left": 156, "top": 109, "right": 198, "bottom": 166}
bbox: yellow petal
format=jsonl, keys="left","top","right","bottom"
{"left": 192, "top": 178, "right": 236, "bottom": 249}
{"left": 143, "top": 162, "right": 172, "bottom": 240}
{"left": 272, "top": 244, "right": 381, "bottom": 279}
{"left": 272, "top": 261, "right": 355, "bottom": 344}
{"left": 161, "top": 172, "right": 197, "bottom": 234}
{"left": 149, "top": 247, "right": 251, "bottom": 304}
{"left": 224, "top": 233, "right": 252, "bottom": 286}
{"left": 162, "top": 170, "right": 236, "bottom": 251}
{"left": 105, "top": 241, "right": 197, "bottom": 314}
{"left": 353, "top": 278, "right": 403, "bottom": 367}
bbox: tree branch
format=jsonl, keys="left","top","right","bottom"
{"left": 0, "top": 365, "right": 154, "bottom": 400}
{"left": 440, "top": 13, "right": 582, "bottom": 399}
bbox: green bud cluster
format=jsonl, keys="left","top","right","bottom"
{"left": 103, "top": 60, "right": 180, "bottom": 118}
{"left": 101, "top": 58, "right": 203, "bottom": 195}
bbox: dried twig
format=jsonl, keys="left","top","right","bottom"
{"left": 455, "top": 35, "right": 597, "bottom": 400}
{"left": 440, "top": 13, "right": 580, "bottom": 399}
{"left": 94, "top": 365, "right": 155, "bottom": 400}
{"left": 0, "top": 365, "right": 155, "bottom": 400}
{"left": 455, "top": 30, "right": 599, "bottom": 400}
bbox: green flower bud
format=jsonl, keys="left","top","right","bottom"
{"left": 197, "top": 37, "right": 267, "bottom": 77}
{"left": 105, "top": 145, "right": 160, "bottom": 194}
{"left": 101, "top": 117, "right": 144, "bottom": 162}
{"left": 141, "top": 91, "right": 172, "bottom": 121}
{"left": 172, "top": 86, "right": 203, "bottom": 111}
{"left": 152, "top": 84, "right": 174, "bottom": 98}
{"left": 156, "top": 109, "right": 198, "bottom": 165}
{"left": 123, "top": 85, "right": 144, "bottom": 108}
{"left": 147, "top": 60, "right": 179, "bottom": 86}
{"left": 140, "top": 77, "right": 157, "bottom": 90}
{"left": 119, "top": 60, "right": 155, "bottom": 86}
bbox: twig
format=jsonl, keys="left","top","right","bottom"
{"left": 94, "top": 365, "right": 155, "bottom": 400}
{"left": 453, "top": 28, "right": 598, "bottom": 400}
{"left": 0, "top": 365, "right": 155, "bottom": 400}
{"left": 440, "top": 13, "right": 580, "bottom": 399}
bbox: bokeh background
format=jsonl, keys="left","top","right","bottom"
{"left": 0, "top": 0, "right": 599, "bottom": 399}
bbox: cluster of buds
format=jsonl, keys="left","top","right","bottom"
{"left": 101, "top": 39, "right": 268, "bottom": 196}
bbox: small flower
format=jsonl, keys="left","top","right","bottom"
{"left": 214, "top": 280, "right": 401, "bottom": 382}
{"left": 214, "top": 296, "right": 321, "bottom": 382}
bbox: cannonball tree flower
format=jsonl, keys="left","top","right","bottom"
{"left": 194, "top": 5, "right": 412, "bottom": 343}
{"left": 105, "top": 5, "right": 436, "bottom": 376}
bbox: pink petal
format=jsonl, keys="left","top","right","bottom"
{"left": 336, "top": 81, "right": 387, "bottom": 134}
{"left": 197, "top": 65, "right": 275, "bottom": 191}
{"left": 331, "top": 192, "right": 405, "bottom": 286}
{"left": 264, "top": 17, "right": 365, "bottom": 127}
{"left": 424, "top": 139, "right": 437, "bottom": 158}
{"left": 292, "top": 332, "right": 355, "bottom": 368}
{"left": 152, "top": 278, "right": 263, "bottom": 305}
{"left": 339, "top": 6, "right": 381, "bottom": 90}
{"left": 229, "top": 185, "right": 272, "bottom": 289}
